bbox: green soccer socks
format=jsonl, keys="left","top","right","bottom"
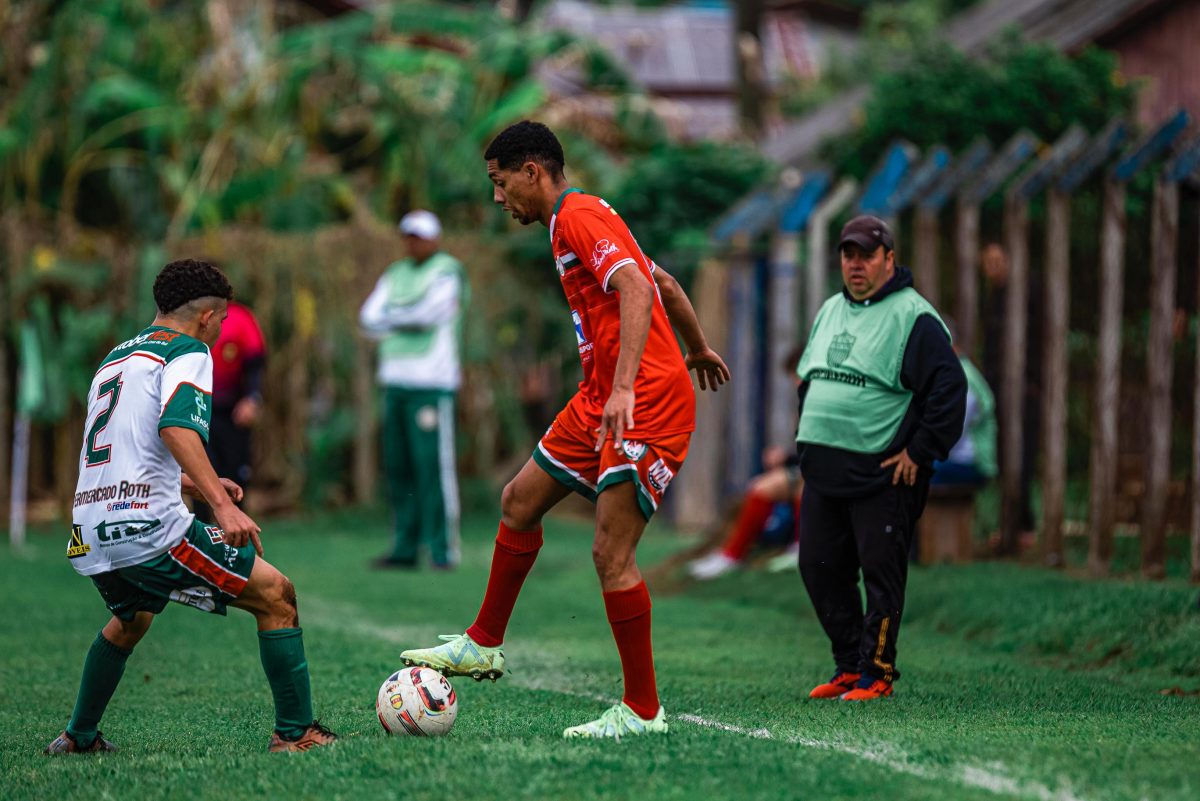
{"left": 66, "top": 632, "right": 132, "bottom": 748}
{"left": 258, "top": 628, "right": 314, "bottom": 740}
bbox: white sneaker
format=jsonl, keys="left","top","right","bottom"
{"left": 687, "top": 552, "right": 738, "bottom": 580}
{"left": 767, "top": 542, "right": 799, "bottom": 573}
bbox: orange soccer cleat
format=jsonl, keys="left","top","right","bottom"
{"left": 808, "top": 672, "right": 862, "bottom": 699}
{"left": 840, "top": 677, "right": 894, "bottom": 701}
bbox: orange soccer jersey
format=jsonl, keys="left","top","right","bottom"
{"left": 548, "top": 189, "right": 696, "bottom": 436}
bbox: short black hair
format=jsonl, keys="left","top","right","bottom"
{"left": 153, "top": 259, "right": 233, "bottom": 314}
{"left": 484, "top": 120, "right": 565, "bottom": 178}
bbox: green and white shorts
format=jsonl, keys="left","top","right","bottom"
{"left": 90, "top": 518, "right": 256, "bottom": 620}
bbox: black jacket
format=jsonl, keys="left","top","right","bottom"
{"left": 797, "top": 267, "right": 967, "bottom": 498}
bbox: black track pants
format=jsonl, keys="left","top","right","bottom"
{"left": 797, "top": 481, "right": 928, "bottom": 682}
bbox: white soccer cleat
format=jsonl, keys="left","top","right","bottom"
{"left": 563, "top": 703, "right": 668, "bottom": 740}
{"left": 400, "top": 633, "right": 505, "bottom": 682}
{"left": 687, "top": 551, "right": 739, "bottom": 580}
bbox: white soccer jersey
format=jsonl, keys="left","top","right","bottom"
{"left": 68, "top": 326, "right": 213, "bottom": 575}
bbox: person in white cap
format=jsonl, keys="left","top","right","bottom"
{"left": 359, "top": 210, "right": 467, "bottom": 569}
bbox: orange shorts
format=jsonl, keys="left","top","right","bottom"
{"left": 533, "top": 401, "right": 692, "bottom": 520}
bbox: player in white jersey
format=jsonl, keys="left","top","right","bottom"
{"left": 45, "top": 260, "right": 336, "bottom": 755}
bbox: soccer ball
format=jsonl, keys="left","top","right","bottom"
{"left": 376, "top": 666, "right": 458, "bottom": 737}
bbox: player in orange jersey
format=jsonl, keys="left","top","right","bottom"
{"left": 400, "top": 120, "right": 730, "bottom": 738}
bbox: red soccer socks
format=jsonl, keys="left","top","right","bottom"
{"left": 603, "top": 581, "right": 660, "bottom": 720}
{"left": 722, "top": 491, "right": 776, "bottom": 561}
{"left": 466, "top": 522, "right": 543, "bottom": 647}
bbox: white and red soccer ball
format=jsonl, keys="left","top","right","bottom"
{"left": 376, "top": 667, "right": 458, "bottom": 737}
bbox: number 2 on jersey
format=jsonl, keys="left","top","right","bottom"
{"left": 85, "top": 374, "right": 124, "bottom": 467}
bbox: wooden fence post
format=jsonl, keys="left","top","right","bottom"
{"left": 1088, "top": 110, "right": 1188, "bottom": 576}
{"left": 1089, "top": 177, "right": 1126, "bottom": 576}
{"left": 1000, "top": 194, "right": 1030, "bottom": 556}
{"left": 953, "top": 200, "right": 980, "bottom": 357}
{"left": 1041, "top": 186, "right": 1070, "bottom": 565}
{"left": 672, "top": 256, "right": 732, "bottom": 529}
{"left": 1193, "top": 204, "right": 1200, "bottom": 583}
{"left": 1142, "top": 177, "right": 1179, "bottom": 579}
{"left": 1149, "top": 134, "right": 1200, "bottom": 579}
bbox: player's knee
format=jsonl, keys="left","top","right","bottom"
{"left": 591, "top": 540, "right": 631, "bottom": 583}
{"left": 104, "top": 613, "right": 152, "bottom": 650}
{"left": 500, "top": 479, "right": 538, "bottom": 529}
{"left": 263, "top": 574, "right": 299, "bottom": 627}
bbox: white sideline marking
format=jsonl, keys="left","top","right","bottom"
{"left": 302, "top": 600, "right": 1092, "bottom": 801}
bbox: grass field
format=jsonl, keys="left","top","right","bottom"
{"left": 3, "top": 507, "right": 1199, "bottom": 801}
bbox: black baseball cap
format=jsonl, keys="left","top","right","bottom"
{"left": 839, "top": 215, "right": 894, "bottom": 252}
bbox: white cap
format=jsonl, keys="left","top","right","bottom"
{"left": 398, "top": 209, "right": 441, "bottom": 240}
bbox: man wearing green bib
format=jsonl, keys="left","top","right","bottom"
{"left": 797, "top": 215, "right": 966, "bottom": 701}
{"left": 360, "top": 210, "right": 467, "bottom": 570}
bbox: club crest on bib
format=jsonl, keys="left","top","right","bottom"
{"left": 621, "top": 440, "right": 647, "bottom": 462}
{"left": 416, "top": 405, "right": 438, "bottom": 431}
{"left": 828, "top": 330, "right": 856, "bottom": 368}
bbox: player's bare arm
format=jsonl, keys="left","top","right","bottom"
{"left": 161, "top": 426, "right": 263, "bottom": 555}
{"left": 180, "top": 473, "right": 244, "bottom": 504}
{"left": 651, "top": 264, "right": 731, "bottom": 391}
{"left": 594, "top": 265, "right": 654, "bottom": 452}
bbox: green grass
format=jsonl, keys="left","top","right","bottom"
{"left": 3, "top": 508, "right": 1199, "bottom": 800}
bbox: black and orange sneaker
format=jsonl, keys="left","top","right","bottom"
{"left": 808, "top": 672, "right": 862, "bottom": 699}
{"left": 268, "top": 721, "right": 338, "bottom": 753}
{"left": 840, "top": 676, "right": 894, "bottom": 701}
{"left": 44, "top": 730, "right": 117, "bottom": 755}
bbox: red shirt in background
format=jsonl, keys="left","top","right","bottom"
{"left": 212, "top": 301, "right": 266, "bottom": 409}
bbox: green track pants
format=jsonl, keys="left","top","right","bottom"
{"left": 381, "top": 387, "right": 460, "bottom": 566}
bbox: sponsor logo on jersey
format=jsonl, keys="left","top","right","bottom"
{"left": 66, "top": 525, "right": 91, "bottom": 559}
{"left": 114, "top": 330, "right": 183, "bottom": 351}
{"left": 590, "top": 239, "right": 620, "bottom": 270}
{"left": 647, "top": 459, "right": 675, "bottom": 493}
{"left": 191, "top": 393, "right": 211, "bottom": 431}
{"left": 106, "top": 500, "right": 149, "bottom": 512}
{"left": 94, "top": 518, "right": 163, "bottom": 545}
{"left": 205, "top": 526, "right": 225, "bottom": 545}
{"left": 622, "top": 440, "right": 647, "bottom": 462}
{"left": 74, "top": 481, "right": 151, "bottom": 507}
{"left": 571, "top": 310, "right": 587, "bottom": 346}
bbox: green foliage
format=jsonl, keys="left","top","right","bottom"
{"left": 0, "top": 0, "right": 641, "bottom": 235}
{"left": 827, "top": 36, "right": 1135, "bottom": 178}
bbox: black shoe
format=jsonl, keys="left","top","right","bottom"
{"left": 371, "top": 555, "right": 418, "bottom": 570}
{"left": 45, "top": 730, "right": 117, "bottom": 755}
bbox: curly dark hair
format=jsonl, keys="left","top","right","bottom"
{"left": 153, "top": 259, "right": 233, "bottom": 314}
{"left": 483, "top": 120, "right": 565, "bottom": 177}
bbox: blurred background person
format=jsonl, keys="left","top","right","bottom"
{"left": 933, "top": 317, "right": 997, "bottom": 490}
{"left": 360, "top": 210, "right": 467, "bottom": 570}
{"left": 688, "top": 346, "right": 807, "bottom": 580}
{"left": 194, "top": 298, "right": 266, "bottom": 521}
